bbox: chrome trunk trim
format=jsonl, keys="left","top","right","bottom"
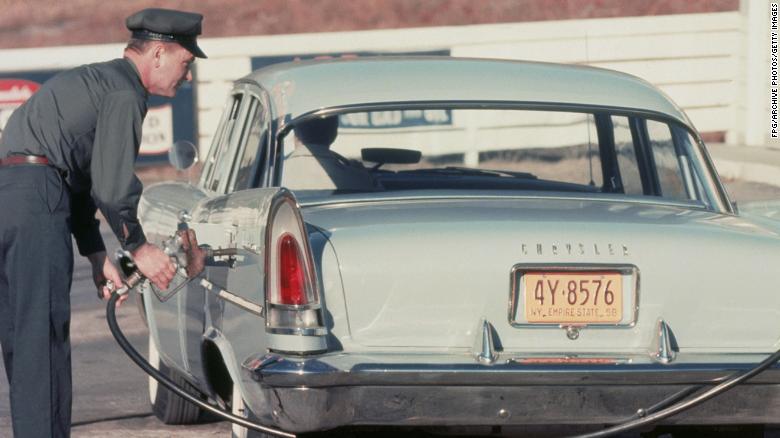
{"left": 651, "top": 319, "right": 678, "bottom": 364}
{"left": 472, "top": 318, "right": 499, "bottom": 365}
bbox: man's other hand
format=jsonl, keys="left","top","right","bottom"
{"left": 87, "top": 251, "right": 127, "bottom": 305}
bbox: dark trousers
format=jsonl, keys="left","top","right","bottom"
{"left": 0, "top": 164, "right": 73, "bottom": 438}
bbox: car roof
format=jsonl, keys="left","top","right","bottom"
{"left": 238, "top": 56, "right": 690, "bottom": 126}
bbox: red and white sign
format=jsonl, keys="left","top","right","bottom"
{"left": 0, "top": 79, "right": 41, "bottom": 138}
{"left": 0, "top": 79, "right": 40, "bottom": 107}
{"left": 140, "top": 104, "right": 174, "bottom": 155}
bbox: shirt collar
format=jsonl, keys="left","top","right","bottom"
{"left": 121, "top": 57, "right": 149, "bottom": 99}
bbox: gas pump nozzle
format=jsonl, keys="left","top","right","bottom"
{"left": 111, "top": 228, "right": 204, "bottom": 298}
{"left": 108, "top": 210, "right": 237, "bottom": 301}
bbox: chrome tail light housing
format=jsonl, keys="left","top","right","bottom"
{"left": 264, "top": 190, "right": 327, "bottom": 353}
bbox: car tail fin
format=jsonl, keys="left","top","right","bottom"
{"left": 264, "top": 190, "right": 327, "bottom": 353}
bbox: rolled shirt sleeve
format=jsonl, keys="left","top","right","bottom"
{"left": 91, "top": 90, "right": 148, "bottom": 252}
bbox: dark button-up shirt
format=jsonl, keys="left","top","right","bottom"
{"left": 0, "top": 58, "right": 149, "bottom": 254}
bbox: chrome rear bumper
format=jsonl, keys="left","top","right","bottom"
{"left": 239, "top": 352, "right": 780, "bottom": 432}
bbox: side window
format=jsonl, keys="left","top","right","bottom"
{"left": 200, "top": 97, "right": 231, "bottom": 188}
{"left": 203, "top": 93, "right": 243, "bottom": 192}
{"left": 230, "top": 96, "right": 268, "bottom": 191}
{"left": 612, "top": 116, "right": 643, "bottom": 196}
{"left": 646, "top": 120, "right": 687, "bottom": 200}
{"left": 675, "top": 127, "right": 718, "bottom": 209}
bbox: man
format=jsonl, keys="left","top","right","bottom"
{"left": 0, "top": 8, "right": 206, "bottom": 437}
{"left": 282, "top": 116, "right": 379, "bottom": 191}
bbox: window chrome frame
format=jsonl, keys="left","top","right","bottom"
{"left": 268, "top": 100, "right": 733, "bottom": 215}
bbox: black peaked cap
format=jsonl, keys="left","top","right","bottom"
{"left": 126, "top": 8, "right": 207, "bottom": 58}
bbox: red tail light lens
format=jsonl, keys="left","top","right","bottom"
{"left": 278, "top": 233, "right": 307, "bottom": 305}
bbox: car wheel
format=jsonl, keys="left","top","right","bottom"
{"left": 231, "top": 382, "right": 274, "bottom": 438}
{"left": 148, "top": 334, "right": 203, "bottom": 424}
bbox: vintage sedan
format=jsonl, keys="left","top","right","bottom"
{"left": 136, "top": 57, "right": 780, "bottom": 437}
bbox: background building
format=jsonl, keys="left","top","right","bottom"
{"left": 0, "top": 0, "right": 772, "bottom": 161}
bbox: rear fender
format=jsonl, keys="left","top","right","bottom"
{"left": 203, "top": 189, "right": 327, "bottom": 381}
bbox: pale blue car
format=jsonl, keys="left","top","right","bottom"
{"left": 136, "top": 57, "right": 780, "bottom": 437}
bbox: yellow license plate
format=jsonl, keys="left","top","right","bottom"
{"left": 523, "top": 271, "right": 623, "bottom": 324}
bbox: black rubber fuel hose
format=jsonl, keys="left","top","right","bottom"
{"left": 106, "top": 292, "right": 296, "bottom": 438}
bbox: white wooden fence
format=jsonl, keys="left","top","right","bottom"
{"left": 0, "top": 3, "right": 773, "bottom": 156}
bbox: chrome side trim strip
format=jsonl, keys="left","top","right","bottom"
{"left": 200, "top": 278, "right": 265, "bottom": 317}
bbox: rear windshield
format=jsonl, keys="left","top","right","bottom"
{"left": 280, "top": 108, "right": 717, "bottom": 208}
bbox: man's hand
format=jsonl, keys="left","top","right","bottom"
{"left": 132, "top": 242, "right": 176, "bottom": 290}
{"left": 87, "top": 251, "right": 126, "bottom": 305}
{"left": 178, "top": 228, "right": 206, "bottom": 278}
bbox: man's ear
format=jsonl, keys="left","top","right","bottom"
{"left": 151, "top": 43, "right": 165, "bottom": 68}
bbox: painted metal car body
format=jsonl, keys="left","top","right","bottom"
{"left": 138, "top": 57, "right": 780, "bottom": 434}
